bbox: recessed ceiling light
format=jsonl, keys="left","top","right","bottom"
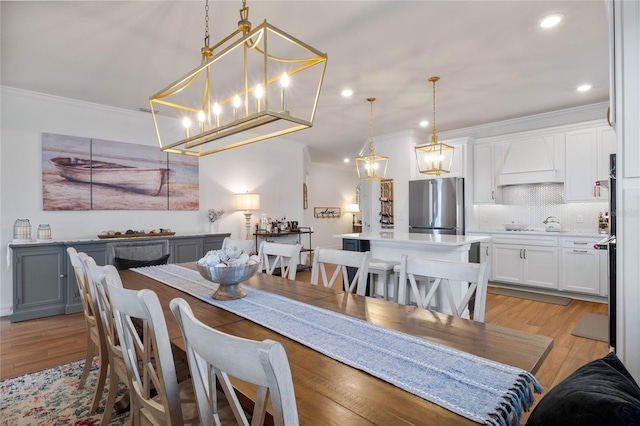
{"left": 540, "top": 14, "right": 563, "bottom": 29}
{"left": 419, "top": 120, "right": 429, "bottom": 127}
{"left": 341, "top": 89, "right": 354, "bottom": 97}
{"left": 577, "top": 84, "right": 592, "bottom": 92}
{"left": 343, "top": 158, "right": 350, "bottom": 163}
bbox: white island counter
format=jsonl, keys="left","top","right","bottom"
{"left": 334, "top": 232, "right": 491, "bottom": 263}
{"left": 334, "top": 232, "right": 492, "bottom": 315}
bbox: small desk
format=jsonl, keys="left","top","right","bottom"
{"left": 253, "top": 229, "right": 313, "bottom": 271}
{"left": 120, "top": 264, "right": 553, "bottom": 425}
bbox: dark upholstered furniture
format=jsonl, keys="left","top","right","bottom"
{"left": 106, "top": 240, "right": 170, "bottom": 270}
{"left": 526, "top": 352, "right": 640, "bottom": 426}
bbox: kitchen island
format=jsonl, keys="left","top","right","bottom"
{"left": 334, "top": 232, "right": 491, "bottom": 263}
{"left": 335, "top": 232, "right": 492, "bottom": 315}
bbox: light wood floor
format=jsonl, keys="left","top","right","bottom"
{"left": 0, "top": 271, "right": 609, "bottom": 420}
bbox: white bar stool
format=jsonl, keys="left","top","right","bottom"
{"left": 368, "top": 259, "right": 401, "bottom": 301}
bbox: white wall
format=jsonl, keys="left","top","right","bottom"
{"left": 305, "top": 161, "right": 359, "bottom": 250}
{"left": 0, "top": 87, "right": 352, "bottom": 315}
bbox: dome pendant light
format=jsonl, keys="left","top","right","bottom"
{"left": 356, "top": 97, "right": 388, "bottom": 180}
{"left": 415, "top": 76, "right": 454, "bottom": 175}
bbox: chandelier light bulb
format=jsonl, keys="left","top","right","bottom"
{"left": 197, "top": 110, "right": 206, "bottom": 122}
{"left": 255, "top": 83, "right": 264, "bottom": 112}
{"left": 280, "top": 72, "right": 290, "bottom": 88}
{"left": 213, "top": 102, "right": 221, "bottom": 115}
{"left": 233, "top": 95, "right": 242, "bottom": 120}
{"left": 182, "top": 117, "right": 192, "bottom": 129}
{"left": 255, "top": 84, "right": 264, "bottom": 99}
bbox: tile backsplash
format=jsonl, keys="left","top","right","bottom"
{"left": 471, "top": 183, "right": 607, "bottom": 234}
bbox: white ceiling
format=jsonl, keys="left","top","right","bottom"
{"left": 1, "top": 1, "right": 610, "bottom": 165}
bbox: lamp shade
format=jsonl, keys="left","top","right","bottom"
{"left": 348, "top": 203, "right": 360, "bottom": 213}
{"left": 235, "top": 192, "right": 261, "bottom": 211}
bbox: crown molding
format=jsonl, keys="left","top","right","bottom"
{"left": 1, "top": 85, "right": 149, "bottom": 119}
{"left": 437, "top": 102, "right": 609, "bottom": 141}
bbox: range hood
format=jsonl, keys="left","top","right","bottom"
{"left": 497, "top": 136, "right": 564, "bottom": 186}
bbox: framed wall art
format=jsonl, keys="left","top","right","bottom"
{"left": 314, "top": 207, "right": 341, "bottom": 218}
{"left": 42, "top": 133, "right": 199, "bottom": 211}
{"left": 303, "top": 183, "right": 308, "bottom": 209}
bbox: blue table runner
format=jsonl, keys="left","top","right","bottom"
{"left": 132, "top": 264, "right": 542, "bottom": 426}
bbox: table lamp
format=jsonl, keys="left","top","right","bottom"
{"left": 235, "top": 192, "right": 261, "bottom": 239}
{"left": 348, "top": 204, "right": 360, "bottom": 230}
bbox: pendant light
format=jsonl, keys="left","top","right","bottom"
{"left": 149, "top": 0, "right": 327, "bottom": 157}
{"left": 356, "top": 97, "right": 388, "bottom": 180}
{"left": 415, "top": 76, "right": 454, "bottom": 175}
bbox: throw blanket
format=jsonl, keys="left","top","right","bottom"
{"left": 133, "top": 264, "right": 542, "bottom": 426}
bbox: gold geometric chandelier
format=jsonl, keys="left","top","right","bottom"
{"left": 415, "top": 76, "right": 454, "bottom": 175}
{"left": 356, "top": 97, "right": 388, "bottom": 180}
{"left": 149, "top": 0, "right": 327, "bottom": 157}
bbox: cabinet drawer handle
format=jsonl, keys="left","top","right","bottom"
{"left": 485, "top": 247, "right": 489, "bottom": 256}
{"left": 573, "top": 242, "right": 588, "bottom": 245}
{"left": 573, "top": 250, "right": 589, "bottom": 253}
{"left": 491, "top": 190, "right": 495, "bottom": 200}
{"left": 59, "top": 274, "right": 65, "bottom": 278}
{"left": 519, "top": 249, "right": 523, "bottom": 259}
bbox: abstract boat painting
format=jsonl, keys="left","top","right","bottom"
{"left": 42, "top": 133, "right": 199, "bottom": 210}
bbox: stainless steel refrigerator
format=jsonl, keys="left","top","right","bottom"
{"left": 409, "top": 178, "right": 464, "bottom": 235}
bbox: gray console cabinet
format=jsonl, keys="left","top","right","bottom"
{"left": 10, "top": 233, "right": 229, "bottom": 322}
{"left": 11, "top": 244, "right": 67, "bottom": 322}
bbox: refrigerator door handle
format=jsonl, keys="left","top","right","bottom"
{"left": 428, "top": 180, "right": 434, "bottom": 226}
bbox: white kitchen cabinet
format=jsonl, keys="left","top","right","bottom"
{"left": 560, "top": 238, "right": 600, "bottom": 295}
{"left": 558, "top": 236, "right": 609, "bottom": 296}
{"left": 479, "top": 241, "right": 493, "bottom": 280}
{"left": 565, "top": 125, "right": 616, "bottom": 202}
{"left": 492, "top": 236, "right": 558, "bottom": 289}
{"left": 473, "top": 143, "right": 500, "bottom": 204}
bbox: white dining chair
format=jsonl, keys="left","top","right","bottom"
{"left": 221, "top": 237, "right": 256, "bottom": 255}
{"left": 310, "top": 247, "right": 371, "bottom": 295}
{"left": 85, "top": 263, "right": 132, "bottom": 426}
{"left": 397, "top": 255, "right": 491, "bottom": 322}
{"left": 105, "top": 282, "right": 200, "bottom": 425}
{"left": 67, "top": 247, "right": 108, "bottom": 413}
{"left": 171, "top": 298, "right": 299, "bottom": 426}
{"left": 258, "top": 241, "right": 302, "bottom": 280}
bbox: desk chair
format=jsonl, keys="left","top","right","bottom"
{"left": 310, "top": 247, "right": 371, "bottom": 295}
{"left": 105, "top": 283, "right": 200, "bottom": 425}
{"left": 258, "top": 241, "right": 302, "bottom": 280}
{"left": 397, "top": 255, "right": 491, "bottom": 322}
{"left": 171, "top": 298, "right": 299, "bottom": 426}
{"left": 221, "top": 237, "right": 255, "bottom": 255}
{"left": 67, "top": 247, "right": 108, "bottom": 413}
{"left": 105, "top": 239, "right": 170, "bottom": 270}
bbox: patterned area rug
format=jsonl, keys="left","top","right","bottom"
{"left": 0, "top": 358, "right": 129, "bottom": 426}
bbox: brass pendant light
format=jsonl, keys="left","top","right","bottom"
{"left": 356, "top": 97, "right": 388, "bottom": 180}
{"left": 415, "top": 76, "right": 454, "bottom": 175}
{"left": 149, "top": 0, "right": 327, "bottom": 157}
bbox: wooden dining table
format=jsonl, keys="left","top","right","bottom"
{"left": 120, "top": 264, "right": 554, "bottom": 425}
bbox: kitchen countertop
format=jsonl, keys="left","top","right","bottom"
{"left": 466, "top": 230, "right": 606, "bottom": 238}
{"left": 334, "top": 232, "right": 491, "bottom": 247}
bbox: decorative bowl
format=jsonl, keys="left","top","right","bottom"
{"left": 196, "top": 262, "right": 260, "bottom": 300}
